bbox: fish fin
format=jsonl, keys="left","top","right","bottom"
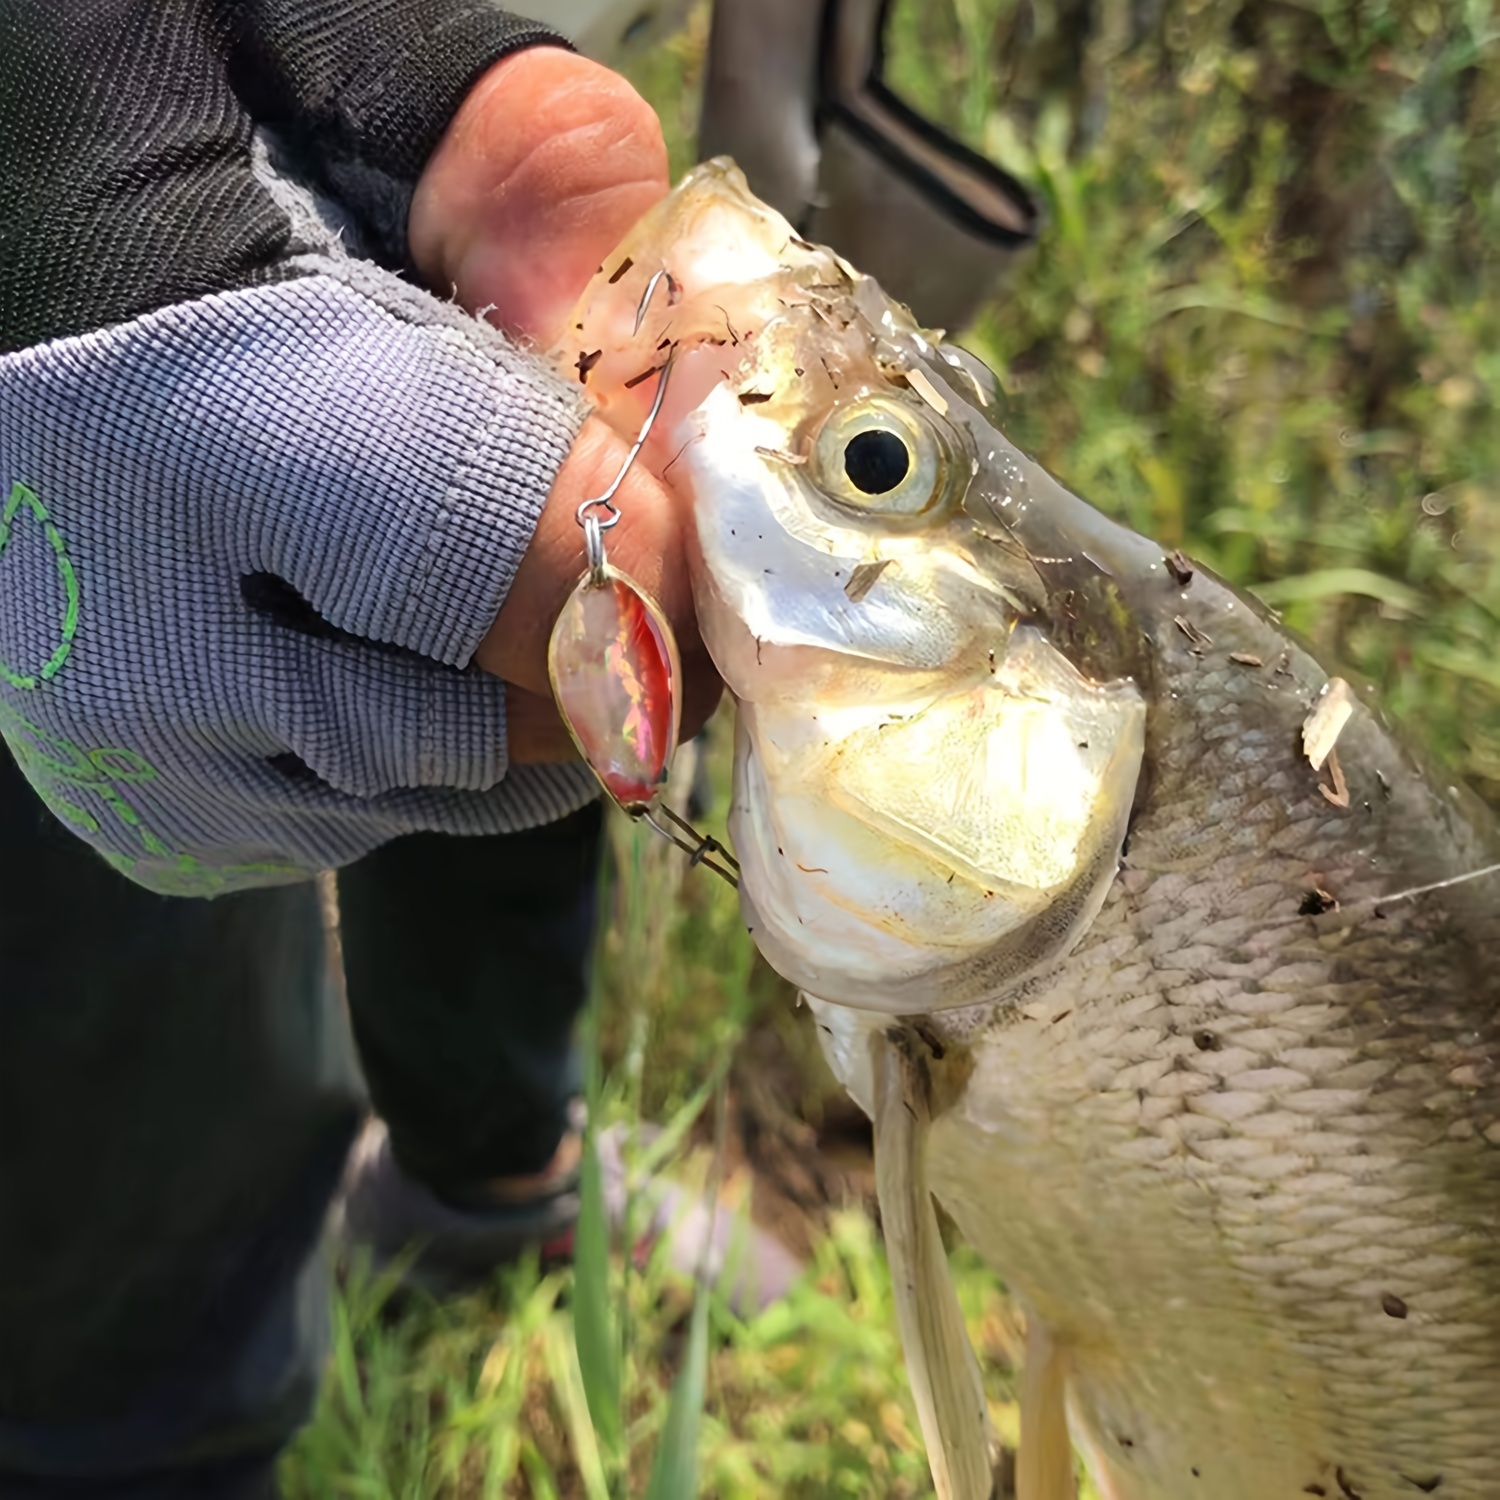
{"left": 1017, "top": 1315, "right": 1075, "bottom": 1500}
{"left": 871, "top": 1030, "right": 996, "bottom": 1500}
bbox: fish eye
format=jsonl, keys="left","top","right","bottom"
{"left": 812, "top": 395, "right": 944, "bottom": 517}
{"left": 844, "top": 429, "right": 910, "bottom": 494}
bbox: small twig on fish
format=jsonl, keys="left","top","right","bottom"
{"left": 623, "top": 363, "right": 667, "bottom": 390}
{"left": 1303, "top": 677, "right": 1355, "bottom": 771}
{"left": 904, "top": 366, "right": 950, "bottom": 415}
{"left": 1230, "top": 651, "right": 1264, "bottom": 667}
{"left": 845, "top": 559, "right": 893, "bottom": 602}
{"left": 575, "top": 349, "right": 603, "bottom": 384}
{"left": 1299, "top": 885, "right": 1340, "bottom": 915}
{"left": 1124, "top": 857, "right": 1500, "bottom": 952}
{"left": 661, "top": 436, "right": 696, "bottom": 480}
{"left": 1174, "top": 614, "right": 1213, "bottom": 651}
{"left": 714, "top": 305, "right": 740, "bottom": 345}
{"left": 1166, "top": 550, "right": 1194, "bottom": 585}
{"left": 755, "top": 446, "right": 808, "bottom": 466}
{"left": 1320, "top": 747, "right": 1351, "bottom": 809}
{"left": 606, "top": 255, "right": 634, "bottom": 285}
{"left": 1295, "top": 860, "right": 1500, "bottom": 930}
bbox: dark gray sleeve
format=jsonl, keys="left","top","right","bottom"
{"left": 0, "top": 0, "right": 571, "bottom": 351}
{"left": 223, "top": 0, "right": 574, "bottom": 265}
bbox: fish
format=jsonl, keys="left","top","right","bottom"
{"left": 553, "top": 161, "right": 1500, "bottom": 1500}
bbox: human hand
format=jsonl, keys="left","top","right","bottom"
{"left": 0, "top": 6, "right": 712, "bottom": 894}
{"left": 408, "top": 48, "right": 723, "bottom": 765}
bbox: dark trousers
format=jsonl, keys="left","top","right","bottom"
{"left": 0, "top": 746, "right": 601, "bottom": 1496}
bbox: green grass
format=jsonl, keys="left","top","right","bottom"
{"left": 281, "top": 3, "right": 1499, "bottom": 1495}
{"left": 884, "top": 0, "right": 1500, "bottom": 800}
{"left": 282, "top": 773, "right": 1042, "bottom": 1500}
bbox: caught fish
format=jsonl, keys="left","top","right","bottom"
{"left": 554, "top": 161, "right": 1500, "bottom": 1500}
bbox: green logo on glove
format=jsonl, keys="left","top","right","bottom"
{"left": 0, "top": 481, "right": 80, "bottom": 690}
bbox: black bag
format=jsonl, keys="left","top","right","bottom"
{"left": 699, "top": 0, "right": 1039, "bottom": 331}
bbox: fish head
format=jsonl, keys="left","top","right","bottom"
{"left": 556, "top": 162, "right": 1159, "bottom": 1015}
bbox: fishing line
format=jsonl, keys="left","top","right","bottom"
{"left": 1325, "top": 860, "right": 1500, "bottom": 921}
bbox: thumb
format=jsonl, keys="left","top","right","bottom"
{"left": 408, "top": 47, "right": 669, "bottom": 344}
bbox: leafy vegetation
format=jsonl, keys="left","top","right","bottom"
{"left": 280, "top": 2, "right": 1499, "bottom": 1495}
{"left": 887, "top": 0, "right": 1500, "bottom": 799}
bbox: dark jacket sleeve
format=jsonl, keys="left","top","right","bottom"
{"left": 0, "top": 0, "right": 569, "bottom": 353}
{"left": 223, "top": 0, "right": 573, "bottom": 264}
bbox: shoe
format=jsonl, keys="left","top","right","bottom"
{"left": 330, "top": 1117, "right": 804, "bottom": 1315}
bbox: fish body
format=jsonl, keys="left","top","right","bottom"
{"left": 557, "top": 162, "right": 1500, "bottom": 1500}
{"left": 813, "top": 590, "right": 1500, "bottom": 1499}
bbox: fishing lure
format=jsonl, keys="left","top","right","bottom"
{"left": 546, "top": 273, "right": 738, "bottom": 885}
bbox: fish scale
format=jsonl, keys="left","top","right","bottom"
{"left": 888, "top": 601, "right": 1500, "bottom": 1499}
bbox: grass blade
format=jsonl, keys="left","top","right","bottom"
{"left": 520, "top": 1441, "right": 561, "bottom": 1500}
{"left": 544, "top": 1315, "right": 612, "bottom": 1500}
{"left": 1251, "top": 567, "right": 1425, "bottom": 614}
{"left": 643, "top": 1286, "right": 710, "bottom": 1500}
{"left": 644, "top": 1075, "right": 730, "bottom": 1500}
{"left": 572, "top": 1125, "right": 623, "bottom": 1460}
{"left": 572, "top": 841, "right": 625, "bottom": 1470}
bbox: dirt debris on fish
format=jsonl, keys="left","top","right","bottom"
{"left": 1304, "top": 676, "right": 1357, "bottom": 771}
{"left": 554, "top": 160, "right": 1500, "bottom": 1500}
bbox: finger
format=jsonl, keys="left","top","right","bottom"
{"left": 504, "top": 682, "right": 582, "bottom": 764}
{"left": 409, "top": 48, "right": 668, "bottom": 344}
{"left": 679, "top": 655, "right": 726, "bottom": 744}
{"left": 474, "top": 417, "right": 695, "bottom": 697}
